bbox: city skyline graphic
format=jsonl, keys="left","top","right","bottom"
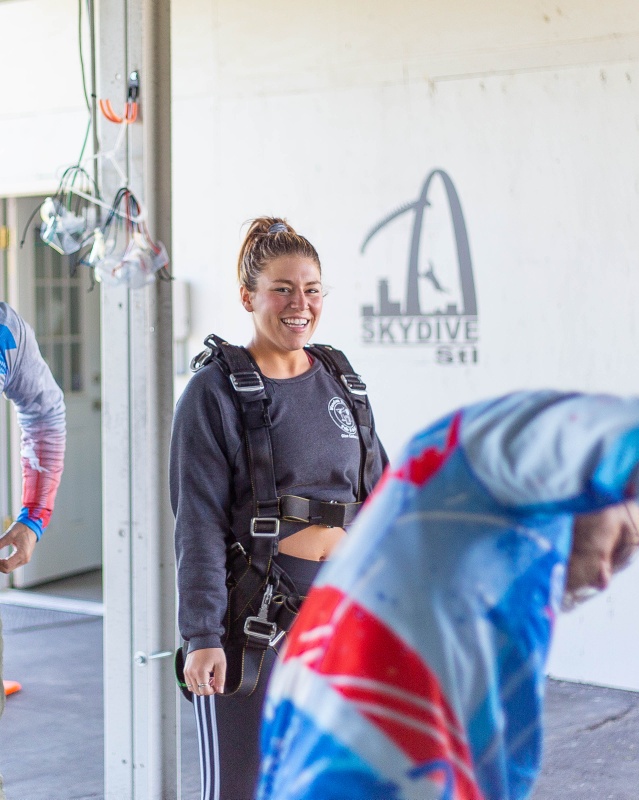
{"left": 359, "top": 169, "right": 479, "bottom": 362}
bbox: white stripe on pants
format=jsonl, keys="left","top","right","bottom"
{"left": 194, "top": 694, "right": 220, "bottom": 800}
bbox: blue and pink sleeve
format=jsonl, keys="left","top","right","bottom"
{"left": 0, "top": 303, "right": 66, "bottom": 540}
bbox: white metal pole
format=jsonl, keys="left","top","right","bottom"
{"left": 98, "top": 1, "right": 178, "bottom": 797}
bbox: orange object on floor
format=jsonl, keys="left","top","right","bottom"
{"left": 3, "top": 680, "right": 22, "bottom": 696}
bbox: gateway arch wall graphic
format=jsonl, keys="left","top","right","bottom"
{"left": 361, "top": 169, "right": 479, "bottom": 364}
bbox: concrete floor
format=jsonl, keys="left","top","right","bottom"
{"left": 0, "top": 570, "right": 200, "bottom": 800}
{"left": 1, "top": 571, "right": 639, "bottom": 800}
{"left": 532, "top": 681, "right": 639, "bottom": 800}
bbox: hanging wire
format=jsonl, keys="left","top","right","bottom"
{"left": 75, "top": 0, "right": 99, "bottom": 192}
{"left": 75, "top": 0, "right": 91, "bottom": 182}
{"left": 18, "top": 204, "right": 44, "bottom": 250}
{"left": 20, "top": 0, "right": 168, "bottom": 288}
{"left": 76, "top": 119, "right": 92, "bottom": 175}
{"left": 78, "top": 0, "right": 91, "bottom": 114}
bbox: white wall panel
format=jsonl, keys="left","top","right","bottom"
{"left": 0, "top": 0, "right": 88, "bottom": 196}
{"left": 172, "top": 58, "right": 639, "bottom": 443}
{"left": 547, "top": 557, "right": 639, "bottom": 691}
{"left": 197, "top": 0, "right": 639, "bottom": 94}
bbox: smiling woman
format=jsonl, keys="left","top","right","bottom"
{"left": 170, "top": 216, "right": 388, "bottom": 800}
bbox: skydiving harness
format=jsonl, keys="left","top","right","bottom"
{"left": 176, "top": 333, "right": 378, "bottom": 700}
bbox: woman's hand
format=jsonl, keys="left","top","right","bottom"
{"left": 184, "top": 647, "right": 226, "bottom": 695}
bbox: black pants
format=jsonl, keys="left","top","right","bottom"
{"left": 194, "top": 554, "right": 321, "bottom": 800}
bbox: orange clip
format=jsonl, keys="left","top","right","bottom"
{"left": 99, "top": 98, "right": 138, "bottom": 124}
{"left": 3, "top": 679, "right": 22, "bottom": 696}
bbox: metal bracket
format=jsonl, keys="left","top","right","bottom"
{"left": 134, "top": 650, "right": 173, "bottom": 666}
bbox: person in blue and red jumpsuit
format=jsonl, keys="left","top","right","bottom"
{"left": 259, "top": 390, "right": 639, "bottom": 800}
{"left": 0, "top": 302, "right": 66, "bottom": 800}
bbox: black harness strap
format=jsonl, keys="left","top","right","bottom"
{"left": 191, "top": 335, "right": 284, "bottom": 696}
{"left": 305, "top": 343, "right": 377, "bottom": 500}
{"left": 279, "top": 494, "right": 361, "bottom": 527}
{"left": 215, "top": 339, "right": 280, "bottom": 527}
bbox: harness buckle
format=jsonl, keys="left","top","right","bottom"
{"left": 228, "top": 541, "right": 247, "bottom": 557}
{"left": 227, "top": 541, "right": 248, "bottom": 571}
{"left": 243, "top": 617, "right": 278, "bottom": 641}
{"left": 340, "top": 373, "right": 367, "bottom": 396}
{"left": 190, "top": 347, "right": 214, "bottom": 372}
{"left": 250, "top": 517, "right": 280, "bottom": 538}
{"left": 314, "top": 500, "right": 345, "bottom": 528}
{"left": 270, "top": 629, "right": 286, "bottom": 648}
{"left": 230, "top": 371, "right": 265, "bottom": 393}
{"left": 244, "top": 583, "right": 278, "bottom": 641}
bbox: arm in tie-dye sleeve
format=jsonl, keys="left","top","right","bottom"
{"left": 0, "top": 304, "right": 66, "bottom": 540}
{"left": 460, "top": 390, "right": 639, "bottom": 514}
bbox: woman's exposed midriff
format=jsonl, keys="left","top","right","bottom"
{"left": 277, "top": 524, "right": 347, "bottom": 561}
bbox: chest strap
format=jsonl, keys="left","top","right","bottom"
{"left": 279, "top": 495, "right": 361, "bottom": 527}
{"left": 305, "top": 343, "right": 378, "bottom": 500}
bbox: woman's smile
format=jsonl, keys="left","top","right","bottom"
{"left": 281, "top": 316, "right": 310, "bottom": 329}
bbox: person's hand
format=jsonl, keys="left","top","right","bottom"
{"left": 0, "top": 521, "right": 37, "bottom": 574}
{"left": 184, "top": 647, "right": 226, "bottom": 696}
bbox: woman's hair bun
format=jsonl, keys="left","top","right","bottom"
{"left": 267, "top": 222, "right": 288, "bottom": 234}
{"left": 237, "top": 217, "right": 320, "bottom": 290}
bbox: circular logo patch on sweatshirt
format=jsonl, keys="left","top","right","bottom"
{"left": 328, "top": 397, "right": 357, "bottom": 438}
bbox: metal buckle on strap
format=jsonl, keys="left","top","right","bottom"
{"left": 250, "top": 517, "right": 280, "bottom": 538}
{"left": 243, "top": 616, "right": 278, "bottom": 641}
{"left": 340, "top": 373, "right": 367, "bottom": 396}
{"left": 190, "top": 347, "right": 214, "bottom": 372}
{"left": 244, "top": 583, "right": 278, "bottom": 641}
{"left": 314, "top": 500, "right": 346, "bottom": 528}
{"left": 229, "top": 541, "right": 247, "bottom": 557}
{"left": 230, "top": 371, "right": 264, "bottom": 393}
{"left": 227, "top": 541, "right": 248, "bottom": 569}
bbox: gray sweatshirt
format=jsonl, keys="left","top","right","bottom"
{"left": 170, "top": 353, "right": 387, "bottom": 652}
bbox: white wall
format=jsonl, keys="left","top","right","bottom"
{"left": 171, "top": 0, "right": 639, "bottom": 689}
{"left": 171, "top": 1, "right": 639, "bottom": 434}
{"left": 0, "top": 0, "right": 87, "bottom": 197}
{"left": 548, "top": 558, "right": 639, "bottom": 691}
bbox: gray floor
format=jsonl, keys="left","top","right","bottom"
{"left": 532, "top": 681, "right": 639, "bottom": 800}
{"left": 2, "top": 571, "right": 639, "bottom": 799}
{"left": 0, "top": 571, "right": 199, "bottom": 800}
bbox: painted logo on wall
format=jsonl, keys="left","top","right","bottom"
{"left": 360, "top": 169, "right": 479, "bottom": 365}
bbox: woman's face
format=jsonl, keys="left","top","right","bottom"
{"left": 240, "top": 255, "right": 323, "bottom": 355}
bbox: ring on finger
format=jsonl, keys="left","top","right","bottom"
{"left": 197, "top": 683, "right": 208, "bottom": 688}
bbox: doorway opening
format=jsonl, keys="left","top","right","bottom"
{"left": 1, "top": 195, "right": 102, "bottom": 594}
